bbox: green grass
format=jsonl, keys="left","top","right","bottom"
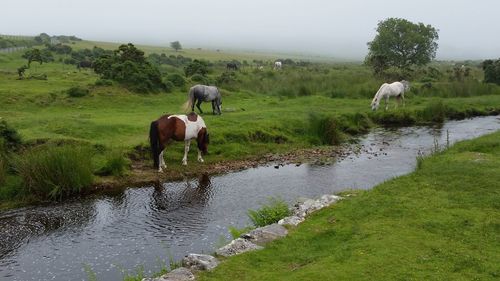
{"left": 247, "top": 197, "right": 291, "bottom": 227}
{"left": 198, "top": 131, "right": 500, "bottom": 281}
{"left": 16, "top": 144, "right": 93, "bottom": 200}
{"left": 1, "top": 41, "right": 500, "bottom": 207}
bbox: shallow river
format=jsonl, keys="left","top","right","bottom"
{"left": 1, "top": 116, "right": 499, "bottom": 281}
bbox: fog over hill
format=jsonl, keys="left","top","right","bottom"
{"left": 1, "top": 0, "right": 499, "bottom": 60}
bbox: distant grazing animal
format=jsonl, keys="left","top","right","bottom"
{"left": 183, "top": 84, "right": 222, "bottom": 115}
{"left": 149, "top": 112, "right": 209, "bottom": 172}
{"left": 274, "top": 61, "right": 282, "bottom": 70}
{"left": 226, "top": 62, "right": 238, "bottom": 71}
{"left": 77, "top": 60, "right": 92, "bottom": 70}
{"left": 371, "top": 80, "right": 410, "bottom": 111}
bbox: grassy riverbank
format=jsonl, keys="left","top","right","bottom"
{"left": 1, "top": 40, "right": 500, "bottom": 208}
{"left": 197, "top": 130, "right": 500, "bottom": 281}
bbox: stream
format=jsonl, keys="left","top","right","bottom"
{"left": 1, "top": 116, "right": 499, "bottom": 281}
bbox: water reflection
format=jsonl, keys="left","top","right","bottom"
{"left": 0, "top": 116, "right": 498, "bottom": 281}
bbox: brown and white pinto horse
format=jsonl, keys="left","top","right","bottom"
{"left": 149, "top": 112, "right": 209, "bottom": 172}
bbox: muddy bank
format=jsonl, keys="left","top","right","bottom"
{"left": 93, "top": 146, "right": 352, "bottom": 191}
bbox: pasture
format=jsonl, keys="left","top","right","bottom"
{"left": 1, "top": 41, "right": 500, "bottom": 206}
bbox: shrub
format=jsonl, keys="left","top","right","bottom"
{"left": 184, "top": 59, "right": 209, "bottom": 77}
{"left": 418, "top": 100, "right": 447, "bottom": 123}
{"left": 96, "top": 150, "right": 129, "bottom": 177}
{"left": 247, "top": 198, "right": 290, "bottom": 227}
{"left": 0, "top": 120, "right": 22, "bottom": 151}
{"left": 67, "top": 86, "right": 89, "bottom": 97}
{"left": 16, "top": 145, "right": 93, "bottom": 200}
{"left": 297, "top": 85, "right": 313, "bottom": 96}
{"left": 94, "top": 79, "right": 113, "bottom": 86}
{"left": 93, "top": 43, "right": 165, "bottom": 93}
{"left": 164, "top": 80, "right": 174, "bottom": 93}
{"left": 191, "top": 73, "right": 207, "bottom": 83}
{"left": 309, "top": 114, "right": 346, "bottom": 145}
{"left": 166, "top": 73, "right": 186, "bottom": 87}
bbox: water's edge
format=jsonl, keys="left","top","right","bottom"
{"left": 1, "top": 116, "right": 499, "bottom": 281}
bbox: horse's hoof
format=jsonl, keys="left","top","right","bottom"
{"left": 198, "top": 158, "right": 204, "bottom": 163}
{"left": 182, "top": 161, "right": 187, "bottom": 166}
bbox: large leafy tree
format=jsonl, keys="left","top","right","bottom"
{"left": 482, "top": 59, "right": 500, "bottom": 85}
{"left": 93, "top": 43, "right": 165, "bottom": 92}
{"left": 366, "top": 18, "right": 439, "bottom": 74}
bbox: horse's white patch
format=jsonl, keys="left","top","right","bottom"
{"left": 169, "top": 114, "right": 206, "bottom": 140}
{"left": 371, "top": 81, "right": 410, "bottom": 110}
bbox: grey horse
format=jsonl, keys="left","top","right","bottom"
{"left": 184, "top": 85, "right": 222, "bottom": 115}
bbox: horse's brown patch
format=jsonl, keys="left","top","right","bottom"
{"left": 156, "top": 115, "right": 186, "bottom": 144}
{"left": 187, "top": 112, "right": 198, "bottom": 122}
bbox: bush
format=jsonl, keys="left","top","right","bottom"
{"left": 309, "top": 114, "right": 346, "bottom": 145}
{"left": 164, "top": 80, "right": 174, "bottom": 93}
{"left": 93, "top": 43, "right": 165, "bottom": 93}
{"left": 191, "top": 73, "right": 208, "bottom": 83}
{"left": 247, "top": 198, "right": 290, "bottom": 227}
{"left": 0, "top": 120, "right": 22, "bottom": 152}
{"left": 16, "top": 145, "right": 93, "bottom": 200}
{"left": 418, "top": 100, "right": 447, "bottom": 123}
{"left": 297, "top": 85, "right": 313, "bottom": 96}
{"left": 94, "top": 79, "right": 113, "bottom": 86}
{"left": 67, "top": 86, "right": 89, "bottom": 97}
{"left": 184, "top": 59, "right": 209, "bottom": 77}
{"left": 166, "top": 73, "right": 186, "bottom": 87}
{"left": 96, "top": 150, "right": 129, "bottom": 177}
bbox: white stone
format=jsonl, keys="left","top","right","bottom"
{"left": 142, "top": 267, "right": 194, "bottom": 281}
{"left": 216, "top": 238, "right": 263, "bottom": 257}
{"left": 278, "top": 215, "right": 305, "bottom": 226}
{"left": 241, "top": 223, "right": 288, "bottom": 245}
{"left": 182, "top": 254, "right": 219, "bottom": 271}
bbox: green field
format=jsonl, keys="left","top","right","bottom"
{"left": 198, "top": 130, "right": 500, "bottom": 281}
{"left": 1, "top": 40, "right": 500, "bottom": 206}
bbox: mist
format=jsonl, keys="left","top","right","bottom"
{"left": 1, "top": 0, "right": 499, "bottom": 60}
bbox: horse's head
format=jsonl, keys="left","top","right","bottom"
{"left": 371, "top": 97, "right": 380, "bottom": 111}
{"left": 197, "top": 128, "right": 209, "bottom": 154}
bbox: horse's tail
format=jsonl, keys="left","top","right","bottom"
{"left": 149, "top": 120, "right": 160, "bottom": 169}
{"left": 182, "top": 87, "right": 195, "bottom": 112}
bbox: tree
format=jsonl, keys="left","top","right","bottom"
{"left": 92, "top": 43, "right": 165, "bottom": 92}
{"left": 366, "top": 18, "right": 439, "bottom": 75}
{"left": 22, "top": 48, "right": 43, "bottom": 66}
{"left": 482, "top": 59, "right": 500, "bottom": 85}
{"left": 170, "top": 41, "right": 182, "bottom": 52}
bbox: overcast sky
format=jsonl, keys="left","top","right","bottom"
{"left": 1, "top": 0, "right": 499, "bottom": 60}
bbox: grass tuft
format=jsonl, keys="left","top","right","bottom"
{"left": 247, "top": 197, "right": 291, "bottom": 227}
{"left": 16, "top": 145, "right": 93, "bottom": 200}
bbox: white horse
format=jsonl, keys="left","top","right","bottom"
{"left": 274, "top": 61, "right": 282, "bottom": 70}
{"left": 371, "top": 80, "right": 410, "bottom": 111}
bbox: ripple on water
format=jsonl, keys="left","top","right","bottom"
{"left": 0, "top": 116, "right": 499, "bottom": 281}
